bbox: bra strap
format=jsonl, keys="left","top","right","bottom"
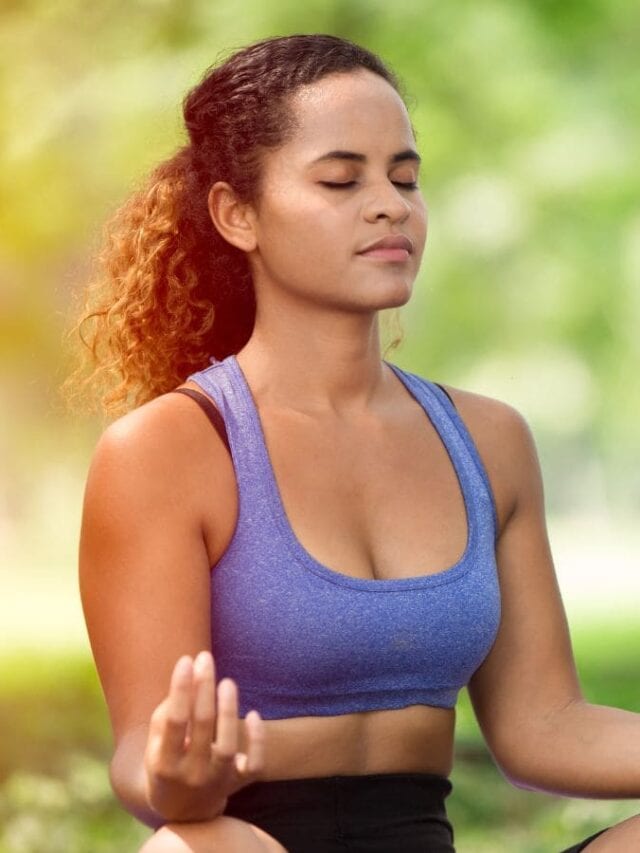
{"left": 169, "top": 388, "right": 231, "bottom": 456}
{"left": 433, "top": 382, "right": 456, "bottom": 409}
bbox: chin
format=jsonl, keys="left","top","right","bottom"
{"left": 356, "top": 286, "right": 413, "bottom": 313}
{"left": 370, "top": 276, "right": 414, "bottom": 304}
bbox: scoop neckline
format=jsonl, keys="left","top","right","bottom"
{"left": 226, "top": 353, "right": 477, "bottom": 591}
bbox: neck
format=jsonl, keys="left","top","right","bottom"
{"left": 235, "top": 314, "right": 391, "bottom": 417}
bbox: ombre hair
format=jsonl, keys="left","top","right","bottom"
{"left": 60, "top": 34, "right": 409, "bottom": 420}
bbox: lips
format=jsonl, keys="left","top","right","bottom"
{"left": 357, "top": 234, "right": 414, "bottom": 254}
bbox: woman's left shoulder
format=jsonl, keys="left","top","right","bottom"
{"left": 437, "top": 382, "right": 541, "bottom": 538}
{"left": 438, "top": 381, "right": 532, "bottom": 442}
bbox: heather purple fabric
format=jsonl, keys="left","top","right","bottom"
{"left": 186, "top": 354, "right": 500, "bottom": 720}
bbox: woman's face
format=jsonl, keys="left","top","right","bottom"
{"left": 245, "top": 68, "right": 427, "bottom": 315}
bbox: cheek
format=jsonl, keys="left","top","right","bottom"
{"left": 414, "top": 193, "right": 428, "bottom": 223}
{"left": 414, "top": 200, "right": 428, "bottom": 245}
{"left": 264, "top": 196, "right": 350, "bottom": 267}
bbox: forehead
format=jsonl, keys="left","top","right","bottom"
{"left": 281, "top": 70, "right": 416, "bottom": 161}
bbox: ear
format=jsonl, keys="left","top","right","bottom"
{"left": 207, "top": 181, "right": 258, "bottom": 252}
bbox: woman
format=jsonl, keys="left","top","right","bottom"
{"left": 68, "top": 33, "right": 640, "bottom": 852}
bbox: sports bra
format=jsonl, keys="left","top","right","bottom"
{"left": 173, "top": 354, "right": 501, "bottom": 720}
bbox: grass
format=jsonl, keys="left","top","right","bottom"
{"left": 0, "top": 619, "right": 638, "bottom": 852}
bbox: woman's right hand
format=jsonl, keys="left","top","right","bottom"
{"left": 142, "top": 650, "right": 265, "bottom": 823}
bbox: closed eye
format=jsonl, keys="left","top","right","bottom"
{"left": 320, "top": 181, "right": 419, "bottom": 190}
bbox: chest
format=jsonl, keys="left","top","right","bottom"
{"left": 256, "top": 403, "right": 470, "bottom": 581}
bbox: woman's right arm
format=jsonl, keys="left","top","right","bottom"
{"left": 78, "top": 396, "right": 262, "bottom": 828}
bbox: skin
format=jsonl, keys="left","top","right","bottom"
{"left": 80, "top": 69, "right": 640, "bottom": 851}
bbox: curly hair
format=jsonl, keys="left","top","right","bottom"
{"left": 60, "top": 33, "right": 410, "bottom": 420}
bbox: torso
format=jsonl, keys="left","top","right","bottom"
{"left": 175, "top": 359, "right": 515, "bottom": 782}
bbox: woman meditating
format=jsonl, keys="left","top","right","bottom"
{"left": 72, "top": 32, "right": 640, "bottom": 852}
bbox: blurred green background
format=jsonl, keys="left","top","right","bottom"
{"left": 1, "top": 1, "right": 638, "bottom": 850}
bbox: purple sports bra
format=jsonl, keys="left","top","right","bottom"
{"left": 181, "top": 354, "right": 501, "bottom": 720}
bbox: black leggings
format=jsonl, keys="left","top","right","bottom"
{"left": 224, "top": 770, "right": 613, "bottom": 852}
{"left": 223, "top": 771, "right": 455, "bottom": 852}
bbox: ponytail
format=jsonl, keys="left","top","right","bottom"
{"left": 60, "top": 146, "right": 254, "bottom": 421}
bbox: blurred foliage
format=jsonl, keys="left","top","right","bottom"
{"left": 0, "top": 651, "right": 148, "bottom": 851}
{"left": 1, "top": 625, "right": 639, "bottom": 852}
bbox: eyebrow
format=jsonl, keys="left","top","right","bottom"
{"left": 309, "top": 148, "right": 422, "bottom": 167}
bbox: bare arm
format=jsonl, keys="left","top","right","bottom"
{"left": 465, "top": 400, "right": 640, "bottom": 798}
{"left": 79, "top": 394, "right": 261, "bottom": 828}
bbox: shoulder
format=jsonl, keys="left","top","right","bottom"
{"left": 93, "top": 391, "right": 194, "bottom": 480}
{"left": 98, "top": 382, "right": 228, "bottom": 464}
{"left": 436, "top": 381, "right": 541, "bottom": 538}
{"left": 86, "top": 386, "right": 234, "bottom": 537}
{"left": 439, "top": 381, "right": 533, "bottom": 449}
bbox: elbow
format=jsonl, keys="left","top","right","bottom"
{"left": 106, "top": 757, "right": 131, "bottom": 814}
{"left": 484, "top": 729, "right": 560, "bottom": 795}
{"left": 481, "top": 741, "right": 526, "bottom": 790}
{"left": 109, "top": 752, "right": 166, "bottom": 831}
{"left": 486, "top": 697, "right": 588, "bottom": 793}
{"left": 479, "top": 725, "right": 542, "bottom": 792}
{"left": 497, "top": 762, "right": 541, "bottom": 792}
{"left": 486, "top": 750, "right": 542, "bottom": 793}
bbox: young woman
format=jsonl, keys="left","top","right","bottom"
{"left": 69, "top": 33, "right": 640, "bottom": 852}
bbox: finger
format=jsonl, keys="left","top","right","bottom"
{"left": 187, "top": 651, "right": 216, "bottom": 756}
{"left": 157, "top": 655, "right": 193, "bottom": 758}
{"left": 236, "top": 709, "right": 265, "bottom": 777}
{"left": 213, "top": 677, "right": 239, "bottom": 759}
{"left": 209, "top": 651, "right": 217, "bottom": 716}
{"left": 146, "top": 696, "right": 171, "bottom": 765}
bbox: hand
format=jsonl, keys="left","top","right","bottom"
{"left": 143, "top": 650, "right": 265, "bottom": 822}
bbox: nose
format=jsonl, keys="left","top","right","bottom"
{"left": 362, "top": 181, "right": 413, "bottom": 224}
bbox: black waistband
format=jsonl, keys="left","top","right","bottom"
{"left": 225, "top": 770, "right": 453, "bottom": 812}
